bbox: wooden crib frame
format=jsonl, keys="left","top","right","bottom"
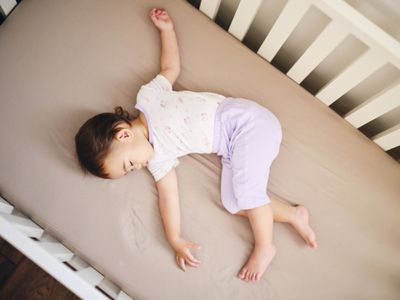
{"left": 0, "top": 0, "right": 399, "bottom": 299}
{"left": 0, "top": 197, "right": 132, "bottom": 300}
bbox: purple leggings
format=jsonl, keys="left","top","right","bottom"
{"left": 212, "top": 97, "right": 283, "bottom": 214}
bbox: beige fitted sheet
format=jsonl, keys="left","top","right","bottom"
{"left": 0, "top": 0, "right": 399, "bottom": 299}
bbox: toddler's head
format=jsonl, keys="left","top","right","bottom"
{"left": 75, "top": 106, "right": 154, "bottom": 179}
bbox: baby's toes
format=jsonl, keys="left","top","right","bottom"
{"left": 238, "top": 268, "right": 246, "bottom": 279}
{"left": 250, "top": 273, "right": 257, "bottom": 281}
{"left": 243, "top": 271, "right": 248, "bottom": 280}
{"left": 245, "top": 270, "right": 252, "bottom": 281}
{"left": 248, "top": 272, "right": 254, "bottom": 281}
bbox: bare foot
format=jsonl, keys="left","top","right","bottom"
{"left": 291, "top": 205, "right": 318, "bottom": 248}
{"left": 237, "top": 244, "right": 277, "bottom": 282}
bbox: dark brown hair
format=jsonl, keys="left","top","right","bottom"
{"left": 75, "top": 106, "right": 140, "bottom": 178}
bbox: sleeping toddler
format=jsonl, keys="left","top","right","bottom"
{"left": 75, "top": 7, "right": 317, "bottom": 282}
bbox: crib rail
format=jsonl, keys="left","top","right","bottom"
{"left": 0, "top": 196, "right": 134, "bottom": 300}
{"left": 197, "top": 0, "right": 400, "bottom": 155}
{"left": 0, "top": 0, "right": 18, "bottom": 24}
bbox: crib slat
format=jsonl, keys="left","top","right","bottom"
{"left": 0, "top": 212, "right": 44, "bottom": 238}
{"left": 76, "top": 267, "right": 105, "bottom": 286}
{"left": 34, "top": 241, "right": 74, "bottom": 262}
{"left": 64, "top": 258, "right": 98, "bottom": 283}
{"left": 12, "top": 209, "right": 29, "bottom": 218}
{"left": 97, "top": 279, "right": 135, "bottom": 300}
{"left": 38, "top": 231, "right": 59, "bottom": 242}
{"left": 199, "top": 0, "right": 221, "bottom": 20}
{"left": 67, "top": 255, "right": 90, "bottom": 270}
{"left": 315, "top": 50, "right": 386, "bottom": 106}
{"left": 313, "top": 0, "right": 400, "bottom": 69}
{"left": 97, "top": 276, "right": 136, "bottom": 299}
{"left": 372, "top": 124, "right": 400, "bottom": 151}
{"left": 67, "top": 255, "right": 118, "bottom": 296}
{"left": 0, "top": 196, "right": 14, "bottom": 214}
{"left": 0, "top": 0, "right": 17, "bottom": 16}
{"left": 228, "top": 0, "right": 262, "bottom": 41}
{"left": 287, "top": 21, "right": 348, "bottom": 83}
{"left": 116, "top": 291, "right": 134, "bottom": 300}
{"left": 0, "top": 214, "right": 110, "bottom": 300}
{"left": 344, "top": 81, "right": 400, "bottom": 128}
{"left": 257, "top": 0, "right": 312, "bottom": 62}
{"left": 98, "top": 278, "right": 120, "bottom": 299}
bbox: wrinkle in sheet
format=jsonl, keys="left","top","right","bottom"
{"left": 119, "top": 199, "right": 152, "bottom": 253}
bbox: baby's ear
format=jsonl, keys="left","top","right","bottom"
{"left": 115, "top": 129, "right": 130, "bottom": 140}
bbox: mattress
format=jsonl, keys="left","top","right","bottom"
{"left": 0, "top": 0, "right": 399, "bottom": 299}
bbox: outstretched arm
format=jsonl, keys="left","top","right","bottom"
{"left": 149, "top": 8, "right": 180, "bottom": 86}
{"left": 156, "top": 167, "right": 181, "bottom": 245}
{"left": 156, "top": 167, "right": 202, "bottom": 272}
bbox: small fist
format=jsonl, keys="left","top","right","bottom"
{"left": 149, "top": 8, "right": 174, "bottom": 31}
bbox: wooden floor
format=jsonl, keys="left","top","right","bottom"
{"left": 0, "top": 236, "right": 80, "bottom": 300}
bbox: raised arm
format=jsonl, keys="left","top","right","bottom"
{"left": 149, "top": 8, "right": 180, "bottom": 86}
{"left": 156, "top": 167, "right": 202, "bottom": 272}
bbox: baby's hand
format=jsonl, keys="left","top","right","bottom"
{"left": 170, "top": 237, "right": 201, "bottom": 272}
{"left": 149, "top": 8, "right": 174, "bottom": 31}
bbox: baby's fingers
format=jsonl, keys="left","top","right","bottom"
{"left": 176, "top": 256, "right": 186, "bottom": 272}
{"left": 150, "top": 8, "right": 167, "bottom": 16}
{"left": 185, "top": 248, "right": 201, "bottom": 264}
{"left": 185, "top": 257, "right": 200, "bottom": 268}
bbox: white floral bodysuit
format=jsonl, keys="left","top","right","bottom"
{"left": 134, "top": 73, "right": 226, "bottom": 182}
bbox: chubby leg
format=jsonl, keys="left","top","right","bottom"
{"left": 236, "top": 192, "right": 318, "bottom": 249}
{"left": 237, "top": 203, "right": 276, "bottom": 282}
{"left": 236, "top": 193, "right": 295, "bottom": 223}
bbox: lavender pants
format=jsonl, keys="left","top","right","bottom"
{"left": 212, "top": 97, "right": 283, "bottom": 214}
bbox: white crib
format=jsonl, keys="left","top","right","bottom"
{"left": 197, "top": 0, "right": 400, "bottom": 158}
{"left": 0, "top": 0, "right": 399, "bottom": 299}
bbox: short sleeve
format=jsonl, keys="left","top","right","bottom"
{"left": 147, "top": 157, "right": 180, "bottom": 182}
{"left": 140, "top": 74, "right": 172, "bottom": 92}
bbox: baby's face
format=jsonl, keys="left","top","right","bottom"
{"left": 103, "top": 127, "right": 154, "bottom": 179}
